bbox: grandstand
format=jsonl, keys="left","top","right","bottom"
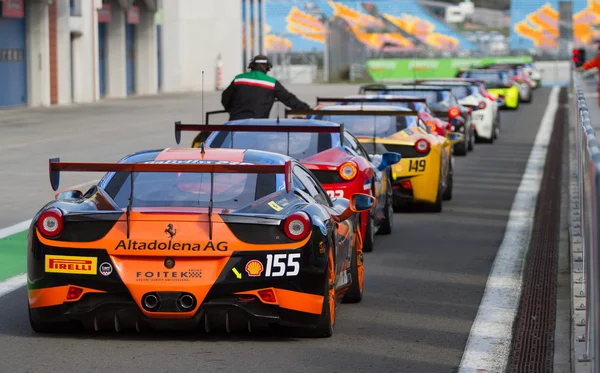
{"left": 265, "top": 0, "right": 480, "bottom": 53}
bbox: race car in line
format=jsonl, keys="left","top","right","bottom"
{"left": 457, "top": 69, "right": 520, "bottom": 109}
{"left": 483, "top": 64, "right": 534, "bottom": 103}
{"left": 415, "top": 80, "right": 500, "bottom": 143}
{"left": 289, "top": 106, "right": 462, "bottom": 212}
{"left": 359, "top": 84, "right": 475, "bottom": 156}
{"left": 316, "top": 96, "right": 451, "bottom": 137}
{"left": 28, "top": 148, "right": 376, "bottom": 337}
{"left": 175, "top": 120, "right": 401, "bottom": 252}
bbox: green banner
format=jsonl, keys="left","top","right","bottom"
{"left": 366, "top": 56, "right": 534, "bottom": 81}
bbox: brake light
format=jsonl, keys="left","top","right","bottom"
{"left": 415, "top": 139, "right": 430, "bottom": 153}
{"left": 37, "top": 208, "right": 63, "bottom": 237}
{"left": 401, "top": 180, "right": 412, "bottom": 189}
{"left": 258, "top": 289, "right": 277, "bottom": 303}
{"left": 66, "top": 286, "right": 83, "bottom": 300}
{"left": 339, "top": 161, "right": 358, "bottom": 181}
{"left": 448, "top": 106, "right": 460, "bottom": 118}
{"left": 426, "top": 121, "right": 437, "bottom": 133}
{"left": 283, "top": 212, "right": 311, "bottom": 241}
{"left": 478, "top": 101, "right": 486, "bottom": 110}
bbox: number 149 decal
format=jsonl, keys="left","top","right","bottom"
{"left": 266, "top": 253, "right": 301, "bottom": 277}
{"left": 409, "top": 159, "right": 426, "bottom": 172}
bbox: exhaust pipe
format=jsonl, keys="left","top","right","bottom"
{"left": 177, "top": 294, "right": 195, "bottom": 310}
{"left": 143, "top": 294, "right": 159, "bottom": 310}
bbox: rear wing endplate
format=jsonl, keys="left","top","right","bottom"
{"left": 174, "top": 121, "right": 344, "bottom": 146}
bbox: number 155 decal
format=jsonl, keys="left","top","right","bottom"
{"left": 266, "top": 253, "right": 301, "bottom": 277}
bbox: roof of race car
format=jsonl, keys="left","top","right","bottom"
{"left": 317, "top": 104, "right": 411, "bottom": 112}
{"left": 419, "top": 81, "right": 477, "bottom": 86}
{"left": 344, "top": 94, "right": 424, "bottom": 100}
{"left": 118, "top": 147, "right": 291, "bottom": 166}
{"left": 374, "top": 85, "right": 451, "bottom": 91}
{"left": 225, "top": 118, "right": 341, "bottom": 127}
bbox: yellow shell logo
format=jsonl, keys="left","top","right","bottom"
{"left": 245, "top": 260, "right": 264, "bottom": 277}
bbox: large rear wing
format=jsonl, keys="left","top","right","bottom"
{"left": 174, "top": 121, "right": 345, "bottom": 146}
{"left": 48, "top": 157, "right": 294, "bottom": 239}
{"left": 285, "top": 109, "right": 420, "bottom": 117}
{"left": 316, "top": 97, "right": 426, "bottom": 105}
{"left": 415, "top": 79, "right": 486, "bottom": 85}
{"left": 285, "top": 109, "right": 426, "bottom": 143}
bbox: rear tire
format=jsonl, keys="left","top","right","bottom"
{"left": 362, "top": 213, "right": 375, "bottom": 252}
{"left": 29, "top": 306, "right": 79, "bottom": 333}
{"left": 376, "top": 177, "right": 393, "bottom": 235}
{"left": 442, "top": 161, "right": 453, "bottom": 201}
{"left": 343, "top": 240, "right": 363, "bottom": 303}
{"left": 454, "top": 140, "right": 467, "bottom": 156}
{"left": 426, "top": 168, "right": 443, "bottom": 212}
{"left": 308, "top": 250, "right": 335, "bottom": 338}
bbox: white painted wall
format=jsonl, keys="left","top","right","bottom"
{"left": 56, "top": 0, "right": 72, "bottom": 105}
{"left": 135, "top": 7, "right": 158, "bottom": 95}
{"left": 106, "top": 6, "right": 127, "bottom": 98}
{"left": 71, "top": 0, "right": 99, "bottom": 103}
{"left": 162, "top": 0, "right": 243, "bottom": 93}
{"left": 26, "top": 1, "right": 50, "bottom": 107}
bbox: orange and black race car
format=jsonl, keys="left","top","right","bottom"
{"left": 27, "top": 147, "right": 375, "bottom": 337}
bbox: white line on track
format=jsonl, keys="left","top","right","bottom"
{"left": 457, "top": 86, "right": 560, "bottom": 372}
{"left": 0, "top": 179, "right": 99, "bottom": 298}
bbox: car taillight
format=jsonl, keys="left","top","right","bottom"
{"left": 66, "top": 286, "right": 84, "bottom": 300}
{"left": 339, "top": 161, "right": 358, "bottom": 181}
{"left": 415, "top": 139, "right": 430, "bottom": 153}
{"left": 478, "top": 101, "right": 486, "bottom": 110}
{"left": 258, "top": 289, "right": 277, "bottom": 303}
{"left": 426, "top": 121, "right": 437, "bottom": 133}
{"left": 448, "top": 106, "right": 460, "bottom": 118}
{"left": 283, "top": 212, "right": 310, "bottom": 241}
{"left": 37, "top": 208, "right": 63, "bottom": 237}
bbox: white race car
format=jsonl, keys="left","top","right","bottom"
{"left": 418, "top": 80, "right": 499, "bottom": 143}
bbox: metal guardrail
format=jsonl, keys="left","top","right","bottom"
{"left": 571, "top": 72, "right": 600, "bottom": 373}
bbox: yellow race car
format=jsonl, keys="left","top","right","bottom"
{"left": 289, "top": 105, "right": 463, "bottom": 212}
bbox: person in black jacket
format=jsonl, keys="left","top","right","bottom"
{"left": 221, "top": 55, "right": 311, "bottom": 121}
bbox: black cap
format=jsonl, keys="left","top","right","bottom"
{"left": 249, "top": 55, "right": 272, "bottom": 71}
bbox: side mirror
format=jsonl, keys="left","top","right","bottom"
{"left": 55, "top": 189, "right": 83, "bottom": 201}
{"left": 334, "top": 193, "right": 376, "bottom": 222}
{"left": 448, "top": 132, "right": 464, "bottom": 145}
{"left": 377, "top": 152, "right": 402, "bottom": 171}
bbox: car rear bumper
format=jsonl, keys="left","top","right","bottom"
{"left": 29, "top": 286, "right": 325, "bottom": 331}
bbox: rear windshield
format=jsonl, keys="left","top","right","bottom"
{"left": 314, "top": 115, "right": 417, "bottom": 137}
{"left": 104, "top": 170, "right": 284, "bottom": 209}
{"left": 342, "top": 101, "right": 428, "bottom": 112}
{"left": 385, "top": 90, "right": 440, "bottom": 104}
{"left": 462, "top": 72, "right": 502, "bottom": 82}
{"left": 448, "top": 86, "right": 478, "bottom": 99}
{"left": 207, "top": 131, "right": 332, "bottom": 159}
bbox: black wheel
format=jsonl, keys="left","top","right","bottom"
{"left": 468, "top": 126, "right": 475, "bottom": 151}
{"left": 308, "top": 249, "right": 335, "bottom": 337}
{"left": 426, "top": 168, "right": 443, "bottom": 212}
{"left": 442, "top": 161, "right": 453, "bottom": 201}
{"left": 454, "top": 138, "right": 467, "bottom": 156}
{"left": 362, "top": 212, "right": 375, "bottom": 253}
{"left": 343, "top": 239, "right": 363, "bottom": 303}
{"left": 376, "top": 177, "right": 393, "bottom": 235}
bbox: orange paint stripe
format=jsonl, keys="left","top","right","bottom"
{"left": 28, "top": 285, "right": 105, "bottom": 308}
{"left": 236, "top": 288, "right": 324, "bottom": 315}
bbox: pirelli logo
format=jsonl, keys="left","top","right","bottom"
{"left": 45, "top": 255, "right": 98, "bottom": 275}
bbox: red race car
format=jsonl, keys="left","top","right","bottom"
{"left": 315, "top": 96, "right": 450, "bottom": 137}
{"left": 174, "top": 120, "right": 401, "bottom": 253}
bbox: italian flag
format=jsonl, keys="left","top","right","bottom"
{"left": 234, "top": 75, "right": 276, "bottom": 89}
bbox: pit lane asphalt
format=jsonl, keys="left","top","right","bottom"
{"left": 0, "top": 86, "right": 552, "bottom": 373}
